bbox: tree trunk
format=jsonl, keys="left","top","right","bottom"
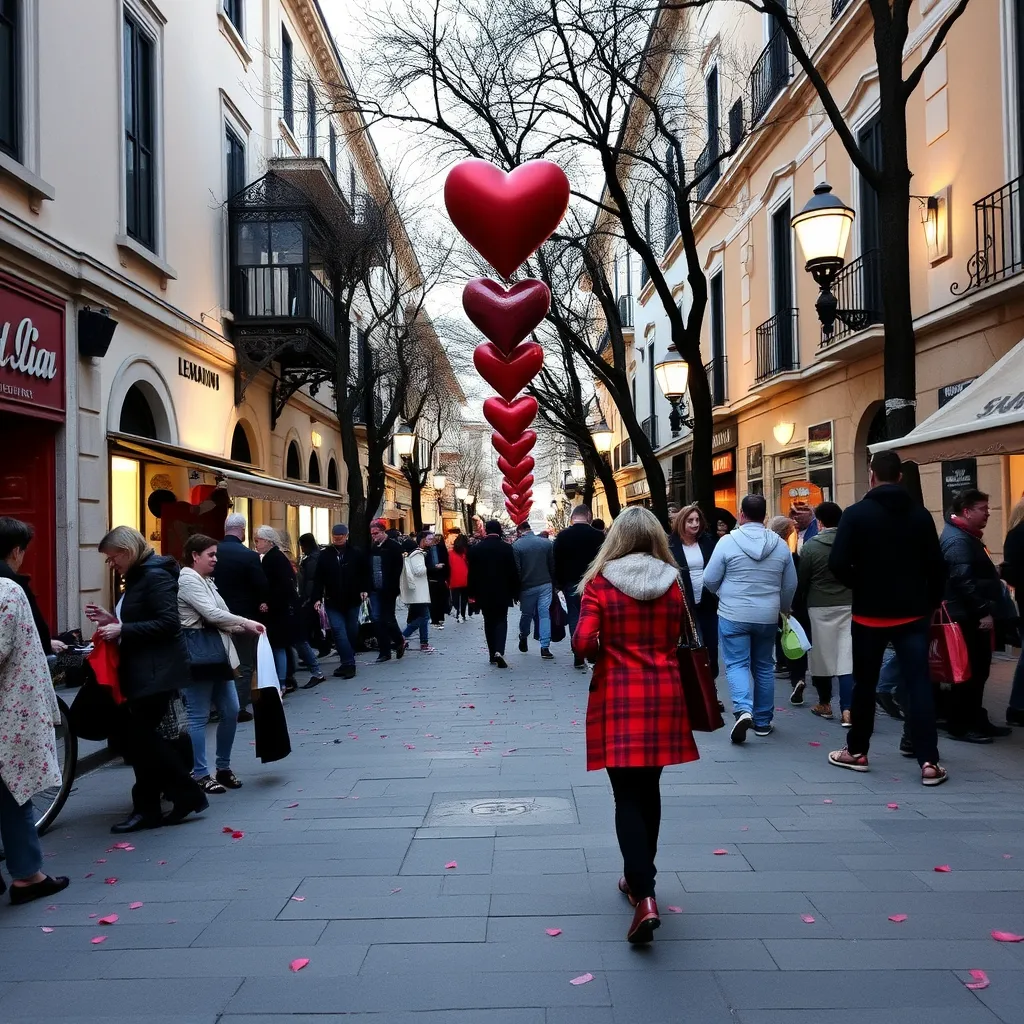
{"left": 409, "top": 468, "right": 424, "bottom": 531}
{"left": 682, "top": 329, "right": 716, "bottom": 526}
{"left": 594, "top": 455, "right": 621, "bottom": 519}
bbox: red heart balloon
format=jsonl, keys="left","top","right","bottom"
{"left": 473, "top": 342, "right": 544, "bottom": 403}
{"left": 497, "top": 456, "right": 535, "bottom": 485}
{"left": 501, "top": 480, "right": 518, "bottom": 500}
{"left": 514, "top": 488, "right": 534, "bottom": 504}
{"left": 492, "top": 430, "right": 537, "bottom": 463}
{"left": 444, "top": 159, "right": 570, "bottom": 278}
{"left": 463, "top": 279, "right": 552, "bottom": 356}
{"left": 515, "top": 475, "right": 535, "bottom": 495}
{"left": 505, "top": 500, "right": 532, "bottom": 521}
{"left": 483, "top": 396, "right": 538, "bottom": 441}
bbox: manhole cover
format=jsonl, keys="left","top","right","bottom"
{"left": 470, "top": 800, "right": 529, "bottom": 816}
{"left": 425, "top": 793, "right": 576, "bottom": 826}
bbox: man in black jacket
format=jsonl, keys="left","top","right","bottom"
{"left": 314, "top": 524, "right": 370, "bottom": 679}
{"left": 827, "top": 451, "right": 948, "bottom": 784}
{"left": 553, "top": 505, "right": 604, "bottom": 668}
{"left": 368, "top": 518, "right": 406, "bottom": 662}
{"left": 215, "top": 514, "right": 268, "bottom": 719}
{"left": 940, "top": 489, "right": 1011, "bottom": 742}
{"left": 468, "top": 520, "right": 520, "bottom": 668}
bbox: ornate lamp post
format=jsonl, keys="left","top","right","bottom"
{"left": 590, "top": 419, "right": 614, "bottom": 455}
{"left": 654, "top": 354, "right": 693, "bottom": 437}
{"left": 393, "top": 422, "right": 417, "bottom": 460}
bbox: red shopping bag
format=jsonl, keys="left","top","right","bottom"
{"left": 929, "top": 603, "right": 971, "bottom": 685}
{"left": 86, "top": 636, "right": 125, "bottom": 703}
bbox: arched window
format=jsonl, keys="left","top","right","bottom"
{"left": 308, "top": 451, "right": 321, "bottom": 485}
{"left": 231, "top": 422, "right": 252, "bottom": 463}
{"left": 327, "top": 458, "right": 339, "bottom": 491}
{"left": 285, "top": 440, "right": 302, "bottom": 480}
{"left": 119, "top": 384, "right": 158, "bottom": 439}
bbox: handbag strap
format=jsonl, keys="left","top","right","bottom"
{"left": 675, "top": 577, "right": 700, "bottom": 648}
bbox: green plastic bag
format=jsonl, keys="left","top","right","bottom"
{"left": 780, "top": 614, "right": 810, "bottom": 660}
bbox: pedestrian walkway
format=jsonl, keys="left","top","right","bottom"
{"left": 2, "top": 618, "right": 1023, "bottom": 1023}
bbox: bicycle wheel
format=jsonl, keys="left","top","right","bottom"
{"left": 33, "top": 695, "right": 78, "bottom": 836}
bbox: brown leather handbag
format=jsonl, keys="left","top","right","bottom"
{"left": 676, "top": 580, "right": 724, "bottom": 732}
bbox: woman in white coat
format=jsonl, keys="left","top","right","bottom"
{"left": 400, "top": 532, "right": 434, "bottom": 653}
{"left": 178, "top": 534, "right": 265, "bottom": 794}
{"left": 0, "top": 577, "right": 69, "bottom": 904}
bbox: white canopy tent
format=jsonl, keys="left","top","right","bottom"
{"left": 869, "top": 340, "right": 1024, "bottom": 464}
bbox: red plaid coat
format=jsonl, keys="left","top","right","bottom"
{"left": 573, "top": 575, "right": 699, "bottom": 770}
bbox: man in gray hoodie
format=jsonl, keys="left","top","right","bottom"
{"left": 704, "top": 494, "right": 798, "bottom": 744}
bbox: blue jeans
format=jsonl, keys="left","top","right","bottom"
{"left": 182, "top": 679, "right": 240, "bottom": 778}
{"left": 403, "top": 603, "right": 430, "bottom": 645}
{"left": 326, "top": 605, "right": 359, "bottom": 666}
{"left": 294, "top": 641, "right": 322, "bottom": 677}
{"left": 519, "top": 584, "right": 552, "bottom": 648}
{"left": 565, "top": 591, "right": 583, "bottom": 636}
{"left": 877, "top": 646, "right": 902, "bottom": 695}
{"left": 719, "top": 616, "right": 777, "bottom": 727}
{"left": 812, "top": 673, "right": 855, "bottom": 711}
{"left": 0, "top": 778, "right": 43, "bottom": 879}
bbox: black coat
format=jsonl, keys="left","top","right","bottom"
{"left": 426, "top": 541, "right": 451, "bottom": 585}
{"left": 467, "top": 535, "right": 520, "bottom": 611}
{"left": 297, "top": 548, "right": 321, "bottom": 604}
{"left": 668, "top": 532, "right": 719, "bottom": 614}
{"left": 118, "top": 553, "right": 189, "bottom": 701}
{"left": 369, "top": 537, "right": 404, "bottom": 598}
{"left": 829, "top": 483, "right": 946, "bottom": 620}
{"left": 315, "top": 542, "right": 371, "bottom": 610}
{"left": 1002, "top": 522, "right": 1024, "bottom": 612}
{"left": 0, "top": 560, "right": 51, "bottom": 654}
{"left": 940, "top": 521, "right": 1003, "bottom": 625}
{"left": 553, "top": 523, "right": 604, "bottom": 594}
{"left": 261, "top": 545, "right": 300, "bottom": 647}
{"left": 214, "top": 536, "right": 269, "bottom": 619}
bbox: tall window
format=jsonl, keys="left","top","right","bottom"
{"left": 225, "top": 126, "right": 245, "bottom": 200}
{"left": 223, "top": 0, "right": 242, "bottom": 35}
{"left": 709, "top": 270, "right": 726, "bottom": 405}
{"left": 306, "top": 79, "right": 316, "bottom": 157}
{"left": 281, "top": 26, "right": 293, "bottom": 130}
{"left": 706, "top": 66, "right": 719, "bottom": 160}
{"left": 0, "top": 0, "right": 18, "bottom": 160}
{"left": 329, "top": 122, "right": 337, "bottom": 177}
{"left": 123, "top": 12, "right": 155, "bottom": 250}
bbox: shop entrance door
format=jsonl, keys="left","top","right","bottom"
{"left": 0, "top": 414, "right": 57, "bottom": 628}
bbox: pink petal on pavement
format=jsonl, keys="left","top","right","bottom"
{"left": 95, "top": 859, "right": 106, "bottom": 863}
{"left": 89, "top": 913, "right": 97, "bottom": 919}
{"left": 545, "top": 928, "right": 562, "bottom": 936}
{"left": 129, "top": 902, "right": 143, "bottom": 910}
{"left": 285, "top": 803, "right": 299, "bottom": 808}
{"left": 569, "top": 973, "right": 594, "bottom": 986}
{"left": 888, "top": 914, "right": 908, "bottom": 923}
{"left": 992, "top": 930, "right": 1024, "bottom": 942}
{"left": 158, "top": 860, "right": 167, "bottom": 866}
{"left": 934, "top": 865, "right": 951, "bottom": 873}
{"left": 231, "top": 831, "right": 244, "bottom": 839}
{"left": 801, "top": 914, "right": 816, "bottom": 924}
{"left": 667, "top": 906, "right": 683, "bottom": 914}
{"left": 112, "top": 842, "right": 133, "bottom": 850}
{"left": 713, "top": 849, "right": 729, "bottom": 856}
{"left": 965, "top": 969, "right": 990, "bottom": 990}
{"left": 104, "top": 878, "right": 117, "bottom": 885}
{"left": 289, "top": 958, "right": 310, "bottom": 972}
{"left": 98, "top": 914, "right": 119, "bottom": 925}
{"left": 222, "top": 827, "right": 234, "bottom": 833}
{"left": 41, "top": 927, "right": 54, "bottom": 933}
{"left": 83, "top": 873, "right": 93, "bottom": 879}
{"left": 445, "top": 861, "right": 458, "bottom": 870}
{"left": 823, "top": 799, "right": 833, "bottom": 804}
{"left": 389, "top": 888, "right": 402, "bottom": 895}
{"left": 90, "top": 936, "right": 107, "bottom": 945}
{"left": 887, "top": 803, "right": 899, "bottom": 810}
{"left": 808, "top": 741, "right": 821, "bottom": 747}
{"left": 291, "top": 896, "right": 305, "bottom": 902}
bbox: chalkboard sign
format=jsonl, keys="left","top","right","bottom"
{"left": 941, "top": 458, "right": 978, "bottom": 516}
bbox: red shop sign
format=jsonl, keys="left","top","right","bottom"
{"left": 0, "top": 273, "right": 65, "bottom": 420}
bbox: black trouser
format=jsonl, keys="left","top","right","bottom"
{"left": 372, "top": 593, "right": 404, "bottom": 657}
{"left": 607, "top": 766, "right": 664, "bottom": 902}
{"left": 111, "top": 693, "right": 202, "bottom": 819}
{"left": 947, "top": 625, "right": 992, "bottom": 735}
{"left": 233, "top": 633, "right": 256, "bottom": 711}
{"left": 482, "top": 607, "right": 508, "bottom": 658}
{"left": 694, "top": 600, "right": 719, "bottom": 679}
{"left": 451, "top": 588, "right": 469, "bottom": 618}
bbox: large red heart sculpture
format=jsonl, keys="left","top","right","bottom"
{"left": 483, "top": 396, "right": 538, "bottom": 440}
{"left": 444, "top": 159, "right": 570, "bottom": 278}
{"left": 492, "top": 430, "right": 536, "bottom": 463}
{"left": 473, "top": 341, "right": 544, "bottom": 403}
{"left": 463, "top": 279, "right": 551, "bottom": 356}
{"left": 497, "top": 456, "right": 535, "bottom": 485}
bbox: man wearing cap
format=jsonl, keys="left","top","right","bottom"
{"left": 369, "top": 518, "right": 406, "bottom": 662}
{"left": 314, "top": 524, "right": 370, "bottom": 679}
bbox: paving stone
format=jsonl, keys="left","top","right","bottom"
{"left": 318, "top": 916, "right": 486, "bottom": 944}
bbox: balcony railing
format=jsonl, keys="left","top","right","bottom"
{"left": 694, "top": 140, "right": 721, "bottom": 202}
{"left": 705, "top": 357, "right": 728, "bottom": 407}
{"left": 642, "top": 415, "right": 659, "bottom": 449}
{"left": 234, "top": 265, "right": 336, "bottom": 340}
{"left": 754, "top": 308, "right": 800, "bottom": 383}
{"left": 952, "top": 175, "right": 1024, "bottom": 294}
{"left": 821, "top": 248, "right": 883, "bottom": 347}
{"left": 832, "top": 0, "right": 852, "bottom": 17}
{"left": 750, "top": 28, "right": 791, "bottom": 126}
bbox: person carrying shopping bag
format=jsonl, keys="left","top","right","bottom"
{"left": 177, "top": 534, "right": 265, "bottom": 795}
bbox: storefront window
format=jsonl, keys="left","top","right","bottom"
{"left": 285, "top": 505, "right": 300, "bottom": 556}
{"left": 298, "top": 505, "right": 313, "bottom": 539}
{"left": 313, "top": 507, "right": 329, "bottom": 542}
{"left": 111, "top": 456, "right": 141, "bottom": 532}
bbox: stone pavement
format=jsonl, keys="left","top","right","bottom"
{"left": 2, "top": 614, "right": 1024, "bottom": 1024}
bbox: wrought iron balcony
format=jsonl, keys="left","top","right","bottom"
{"left": 642, "top": 415, "right": 660, "bottom": 449}
{"left": 820, "top": 248, "right": 884, "bottom": 347}
{"left": 704, "top": 357, "right": 728, "bottom": 407}
{"left": 952, "top": 175, "right": 1024, "bottom": 294}
{"left": 750, "top": 28, "right": 791, "bottom": 126}
{"left": 754, "top": 309, "right": 800, "bottom": 384}
{"left": 694, "top": 139, "right": 721, "bottom": 202}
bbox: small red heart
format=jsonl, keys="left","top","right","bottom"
{"left": 505, "top": 500, "right": 532, "bottom": 522}
{"left": 445, "top": 160, "right": 570, "bottom": 278}
{"left": 497, "top": 456, "right": 535, "bottom": 485}
{"left": 492, "top": 431, "right": 536, "bottom": 463}
{"left": 463, "top": 279, "right": 551, "bottom": 355}
{"left": 484, "top": 396, "right": 538, "bottom": 441}
{"left": 501, "top": 480, "right": 518, "bottom": 500}
{"left": 473, "top": 342, "right": 544, "bottom": 403}
{"left": 501, "top": 480, "right": 535, "bottom": 503}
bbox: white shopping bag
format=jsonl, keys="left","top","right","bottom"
{"left": 254, "top": 631, "right": 280, "bottom": 691}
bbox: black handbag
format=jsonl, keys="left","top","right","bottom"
{"left": 183, "top": 627, "right": 233, "bottom": 680}
{"left": 67, "top": 662, "right": 117, "bottom": 741}
{"left": 676, "top": 581, "right": 724, "bottom": 733}
{"left": 252, "top": 686, "right": 291, "bottom": 763}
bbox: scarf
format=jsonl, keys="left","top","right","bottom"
{"left": 950, "top": 514, "right": 984, "bottom": 540}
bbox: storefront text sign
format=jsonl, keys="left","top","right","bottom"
{"left": 939, "top": 378, "right": 976, "bottom": 408}
{"left": 0, "top": 275, "right": 65, "bottom": 419}
{"left": 712, "top": 452, "right": 734, "bottom": 475}
{"left": 178, "top": 357, "right": 220, "bottom": 391}
{"left": 712, "top": 423, "right": 737, "bottom": 452}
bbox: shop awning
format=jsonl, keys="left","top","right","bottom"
{"left": 110, "top": 434, "right": 346, "bottom": 509}
{"left": 869, "top": 341, "right": 1024, "bottom": 464}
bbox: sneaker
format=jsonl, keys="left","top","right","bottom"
{"left": 519, "top": 634, "right": 528, "bottom": 653}
{"left": 541, "top": 648, "right": 554, "bottom": 660}
{"left": 789, "top": 680, "right": 805, "bottom": 706}
{"left": 898, "top": 735, "right": 917, "bottom": 758}
{"left": 811, "top": 703, "right": 834, "bottom": 719}
{"left": 494, "top": 654, "right": 508, "bottom": 669}
{"left": 841, "top": 710, "right": 852, "bottom": 728}
{"left": 420, "top": 644, "right": 436, "bottom": 653}
{"left": 947, "top": 729, "right": 993, "bottom": 744}
{"left": 730, "top": 711, "right": 753, "bottom": 744}
{"left": 828, "top": 747, "right": 870, "bottom": 772}
{"left": 435, "top": 623, "right": 445, "bottom": 630}
{"left": 753, "top": 722, "right": 774, "bottom": 737}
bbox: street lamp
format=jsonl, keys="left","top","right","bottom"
{"left": 571, "top": 459, "right": 586, "bottom": 483}
{"left": 590, "top": 419, "right": 614, "bottom": 455}
{"left": 455, "top": 486, "right": 468, "bottom": 502}
{"left": 465, "top": 493, "right": 475, "bottom": 504}
{"left": 393, "top": 422, "right": 417, "bottom": 460}
{"left": 432, "top": 472, "right": 446, "bottom": 491}
{"left": 654, "top": 353, "right": 693, "bottom": 437}
{"left": 791, "top": 182, "right": 856, "bottom": 337}
{"left": 563, "top": 469, "right": 577, "bottom": 499}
